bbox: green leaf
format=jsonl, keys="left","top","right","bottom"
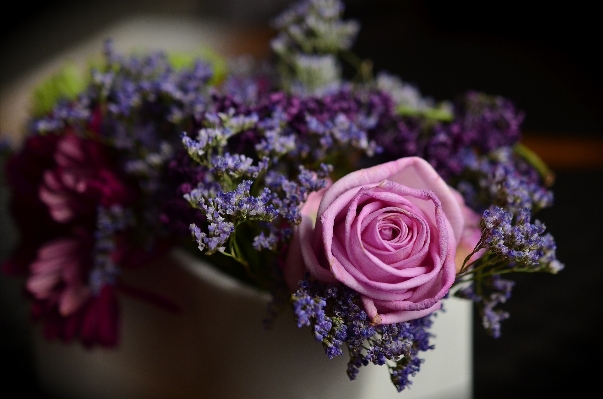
{"left": 31, "top": 62, "right": 87, "bottom": 116}
{"left": 167, "top": 46, "right": 228, "bottom": 86}
{"left": 513, "top": 142, "right": 555, "bottom": 187}
{"left": 396, "top": 104, "right": 454, "bottom": 122}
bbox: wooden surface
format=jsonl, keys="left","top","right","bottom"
{"left": 521, "top": 134, "right": 603, "bottom": 170}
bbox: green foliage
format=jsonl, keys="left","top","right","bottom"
{"left": 168, "top": 47, "right": 228, "bottom": 86}
{"left": 31, "top": 62, "right": 87, "bottom": 116}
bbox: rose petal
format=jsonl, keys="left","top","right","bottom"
{"left": 318, "top": 157, "right": 465, "bottom": 242}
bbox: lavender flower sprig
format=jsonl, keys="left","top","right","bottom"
{"left": 180, "top": 103, "right": 338, "bottom": 275}
{"left": 291, "top": 276, "right": 434, "bottom": 392}
{"left": 452, "top": 205, "right": 563, "bottom": 337}
{"left": 271, "top": 0, "right": 360, "bottom": 95}
{"left": 456, "top": 205, "right": 562, "bottom": 278}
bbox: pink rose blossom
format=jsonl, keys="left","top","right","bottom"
{"left": 287, "top": 157, "right": 476, "bottom": 324}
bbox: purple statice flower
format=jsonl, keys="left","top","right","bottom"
{"left": 456, "top": 147, "right": 554, "bottom": 213}
{"left": 263, "top": 171, "right": 306, "bottom": 224}
{"left": 421, "top": 89, "right": 524, "bottom": 180}
{"left": 28, "top": 38, "right": 227, "bottom": 253}
{"left": 481, "top": 206, "right": 548, "bottom": 266}
{"left": 422, "top": 122, "right": 467, "bottom": 179}
{"left": 538, "top": 233, "right": 564, "bottom": 273}
{"left": 252, "top": 230, "right": 279, "bottom": 252}
{"left": 219, "top": 56, "right": 275, "bottom": 107}
{"left": 249, "top": 87, "right": 385, "bottom": 167}
{"left": 292, "top": 279, "right": 326, "bottom": 328}
{"left": 291, "top": 277, "right": 346, "bottom": 359}
{"left": 90, "top": 38, "right": 214, "bottom": 149}
{"left": 485, "top": 161, "right": 553, "bottom": 212}
{"left": 168, "top": 60, "right": 214, "bottom": 122}
{"left": 33, "top": 96, "right": 92, "bottom": 134}
{"left": 363, "top": 90, "right": 423, "bottom": 162}
{"left": 389, "top": 355, "right": 424, "bottom": 393}
{"left": 371, "top": 89, "right": 525, "bottom": 182}
{"left": 210, "top": 153, "right": 268, "bottom": 179}
{"left": 262, "top": 165, "right": 329, "bottom": 225}
{"left": 255, "top": 129, "right": 297, "bottom": 160}
{"left": 89, "top": 205, "right": 134, "bottom": 294}
{"left": 187, "top": 180, "right": 279, "bottom": 255}
{"left": 306, "top": 111, "right": 379, "bottom": 157}
{"left": 456, "top": 275, "right": 515, "bottom": 339}
{"left": 481, "top": 298, "right": 510, "bottom": 339}
{"left": 124, "top": 140, "right": 174, "bottom": 193}
{"left": 270, "top": 0, "right": 359, "bottom": 54}
{"left": 182, "top": 110, "right": 259, "bottom": 165}
{"left": 292, "top": 275, "right": 434, "bottom": 392}
{"left": 453, "top": 90, "right": 525, "bottom": 152}
{"left": 253, "top": 221, "right": 293, "bottom": 252}
{"left": 270, "top": 0, "right": 359, "bottom": 95}
{"left": 158, "top": 148, "right": 209, "bottom": 237}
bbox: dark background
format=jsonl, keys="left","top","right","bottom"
{"left": 1, "top": 1, "right": 601, "bottom": 398}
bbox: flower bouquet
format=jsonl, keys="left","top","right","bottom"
{"left": 1, "top": 0, "right": 562, "bottom": 396}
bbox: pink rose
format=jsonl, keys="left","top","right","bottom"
{"left": 287, "top": 157, "right": 475, "bottom": 324}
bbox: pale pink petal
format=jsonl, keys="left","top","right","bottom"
{"left": 283, "top": 222, "right": 307, "bottom": 291}
{"left": 55, "top": 134, "right": 86, "bottom": 165}
{"left": 282, "top": 186, "right": 331, "bottom": 290}
{"left": 363, "top": 296, "right": 442, "bottom": 324}
{"left": 387, "top": 157, "right": 465, "bottom": 242}
{"left": 450, "top": 188, "right": 484, "bottom": 272}
{"left": 59, "top": 285, "right": 91, "bottom": 316}
{"left": 298, "top": 216, "right": 337, "bottom": 283}
{"left": 26, "top": 273, "right": 61, "bottom": 298}
{"left": 41, "top": 170, "right": 63, "bottom": 191}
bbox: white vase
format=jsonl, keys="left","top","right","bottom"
{"left": 31, "top": 248, "right": 472, "bottom": 399}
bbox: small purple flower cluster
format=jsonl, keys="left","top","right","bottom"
{"left": 1, "top": 36, "right": 226, "bottom": 347}
{"left": 1, "top": 0, "right": 564, "bottom": 391}
{"left": 453, "top": 166, "right": 561, "bottom": 337}
{"left": 270, "top": 0, "right": 360, "bottom": 95}
{"left": 172, "top": 0, "right": 563, "bottom": 390}
{"left": 178, "top": 85, "right": 384, "bottom": 272}
{"left": 292, "top": 275, "right": 434, "bottom": 392}
{"left": 456, "top": 147, "right": 554, "bottom": 213}
{"left": 89, "top": 205, "right": 133, "bottom": 294}
{"left": 367, "top": 84, "right": 526, "bottom": 182}
{"left": 480, "top": 206, "right": 545, "bottom": 265}
{"left": 456, "top": 275, "right": 515, "bottom": 338}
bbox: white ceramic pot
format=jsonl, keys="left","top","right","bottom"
{"left": 31, "top": 248, "right": 472, "bottom": 399}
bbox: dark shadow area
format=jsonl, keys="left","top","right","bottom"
{"left": 345, "top": 0, "right": 601, "bottom": 137}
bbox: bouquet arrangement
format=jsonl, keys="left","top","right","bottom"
{"left": 1, "top": 0, "right": 563, "bottom": 393}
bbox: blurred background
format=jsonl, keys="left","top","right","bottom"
{"left": 1, "top": 1, "right": 601, "bottom": 398}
